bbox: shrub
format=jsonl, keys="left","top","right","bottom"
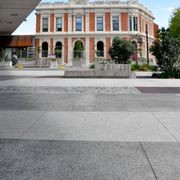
{"left": 89, "top": 64, "right": 95, "bottom": 69}
{"left": 160, "top": 69, "right": 180, "bottom": 78}
{"left": 131, "top": 64, "right": 157, "bottom": 71}
{"left": 131, "top": 64, "right": 140, "bottom": 71}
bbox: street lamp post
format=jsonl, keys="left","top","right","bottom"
{"left": 145, "top": 24, "right": 149, "bottom": 64}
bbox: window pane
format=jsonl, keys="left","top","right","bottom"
{"left": 133, "top": 17, "right": 138, "bottom": 31}
{"left": 112, "top": 16, "right": 119, "bottom": 31}
{"left": 76, "top": 17, "right": 82, "bottom": 31}
{"left": 97, "top": 16, "right": 103, "bottom": 31}
{"left": 56, "top": 17, "right": 62, "bottom": 32}
{"left": 42, "top": 18, "right": 48, "bottom": 32}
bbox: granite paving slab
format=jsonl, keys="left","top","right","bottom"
{"left": 0, "top": 139, "right": 155, "bottom": 180}
{"left": 142, "top": 142, "right": 180, "bottom": 180}
{"left": 0, "top": 86, "right": 141, "bottom": 94}
{"left": 21, "top": 112, "right": 175, "bottom": 142}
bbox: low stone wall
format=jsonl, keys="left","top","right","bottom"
{"left": 64, "top": 64, "right": 132, "bottom": 78}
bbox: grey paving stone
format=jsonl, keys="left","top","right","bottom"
{"left": 0, "top": 93, "right": 179, "bottom": 112}
{"left": 0, "top": 86, "right": 141, "bottom": 94}
{"left": 0, "top": 111, "right": 45, "bottom": 138}
{"left": 0, "top": 139, "right": 155, "bottom": 180}
{"left": 94, "top": 94, "right": 180, "bottom": 112}
{"left": 22, "top": 112, "right": 175, "bottom": 142}
{"left": 153, "top": 112, "right": 180, "bottom": 141}
{"left": 142, "top": 142, "right": 180, "bottom": 180}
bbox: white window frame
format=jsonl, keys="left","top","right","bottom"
{"left": 129, "top": 16, "right": 138, "bottom": 32}
{"left": 75, "top": 16, "right": 83, "bottom": 31}
{"left": 41, "top": 16, "right": 49, "bottom": 32}
{"left": 95, "top": 15, "right": 105, "bottom": 32}
{"left": 74, "top": 14, "right": 84, "bottom": 32}
{"left": 55, "top": 16, "right": 63, "bottom": 32}
{"left": 112, "top": 15, "right": 119, "bottom": 31}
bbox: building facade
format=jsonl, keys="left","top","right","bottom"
{"left": 35, "top": 0, "right": 157, "bottom": 64}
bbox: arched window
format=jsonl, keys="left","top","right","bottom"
{"left": 42, "top": 42, "right": 48, "bottom": 57}
{"left": 96, "top": 41, "right": 104, "bottom": 57}
{"left": 73, "top": 40, "right": 84, "bottom": 59}
{"left": 55, "top": 41, "right": 62, "bottom": 58}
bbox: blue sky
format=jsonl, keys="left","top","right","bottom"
{"left": 13, "top": 0, "right": 179, "bottom": 35}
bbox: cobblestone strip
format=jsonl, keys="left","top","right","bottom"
{"left": 0, "top": 86, "right": 141, "bottom": 94}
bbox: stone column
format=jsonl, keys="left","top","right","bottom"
{"left": 68, "top": 12, "right": 72, "bottom": 32}
{"left": 85, "top": 12, "right": 89, "bottom": 33}
{"left": 68, "top": 37, "right": 72, "bottom": 64}
{"left": 85, "top": 37, "right": 89, "bottom": 65}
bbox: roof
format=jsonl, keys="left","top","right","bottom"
{"left": 0, "top": 0, "right": 41, "bottom": 35}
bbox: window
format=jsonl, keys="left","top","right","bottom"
{"left": 56, "top": 17, "right": 62, "bottom": 32}
{"left": 97, "top": 16, "right": 103, "bottom": 31}
{"left": 129, "top": 17, "right": 132, "bottom": 31}
{"left": 42, "top": 18, "right": 48, "bottom": 32}
{"left": 96, "top": 41, "right": 104, "bottom": 57}
{"left": 76, "top": 17, "right": 82, "bottom": 31}
{"left": 42, "top": 42, "right": 48, "bottom": 57}
{"left": 133, "top": 17, "right": 138, "bottom": 31}
{"left": 112, "top": 16, "right": 119, "bottom": 31}
{"left": 129, "top": 16, "right": 138, "bottom": 31}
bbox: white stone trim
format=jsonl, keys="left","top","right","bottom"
{"left": 68, "top": 13, "right": 72, "bottom": 32}
{"left": 85, "top": 12, "right": 89, "bottom": 32}
{"left": 54, "top": 15, "right": 64, "bottom": 33}
{"left": 73, "top": 14, "right": 84, "bottom": 32}
{"left": 41, "top": 15, "right": 50, "bottom": 33}
{"left": 111, "top": 14, "right": 121, "bottom": 32}
{"left": 85, "top": 37, "right": 90, "bottom": 64}
{"left": 68, "top": 37, "right": 72, "bottom": 63}
{"left": 95, "top": 14, "right": 105, "bottom": 32}
{"left": 128, "top": 15, "right": 139, "bottom": 32}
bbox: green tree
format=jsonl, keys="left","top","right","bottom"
{"left": 150, "top": 28, "right": 180, "bottom": 72}
{"left": 169, "top": 8, "right": 180, "bottom": 38}
{"left": 109, "top": 37, "right": 132, "bottom": 64}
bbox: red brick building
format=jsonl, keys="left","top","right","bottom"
{"left": 35, "top": 0, "right": 158, "bottom": 64}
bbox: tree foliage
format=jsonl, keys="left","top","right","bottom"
{"left": 109, "top": 37, "right": 132, "bottom": 64}
{"left": 169, "top": 8, "right": 180, "bottom": 38}
{"left": 74, "top": 41, "right": 84, "bottom": 51}
{"left": 73, "top": 41, "right": 84, "bottom": 59}
{"left": 150, "top": 28, "right": 180, "bottom": 72}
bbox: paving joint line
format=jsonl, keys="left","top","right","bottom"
{"left": 152, "top": 113, "right": 178, "bottom": 142}
{"left": 140, "top": 142, "right": 158, "bottom": 180}
{"left": 19, "top": 111, "right": 47, "bottom": 139}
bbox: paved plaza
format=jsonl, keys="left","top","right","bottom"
{"left": 0, "top": 70, "right": 180, "bottom": 180}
